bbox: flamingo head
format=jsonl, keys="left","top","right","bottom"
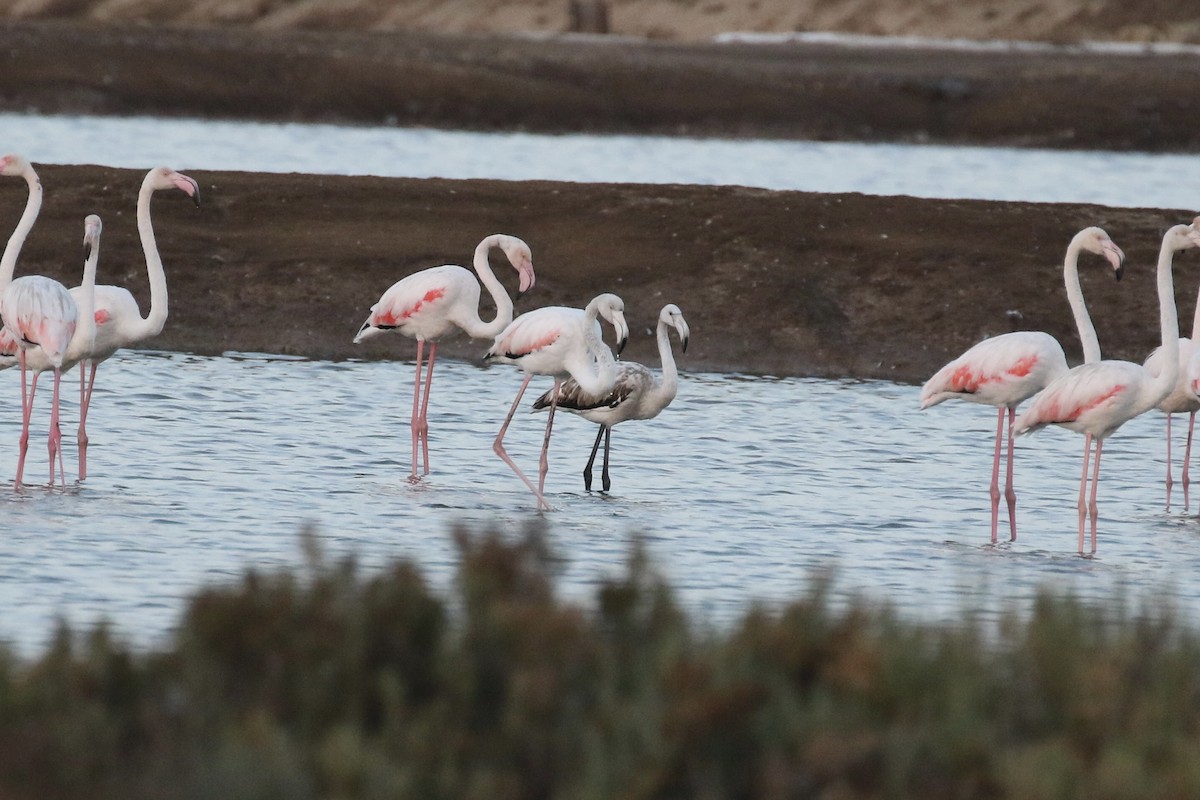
{"left": 500, "top": 236, "right": 536, "bottom": 296}
{"left": 147, "top": 166, "right": 202, "bottom": 207}
{"left": 0, "top": 153, "right": 30, "bottom": 177}
{"left": 83, "top": 214, "right": 102, "bottom": 261}
{"left": 593, "top": 293, "right": 629, "bottom": 355}
{"left": 661, "top": 303, "right": 690, "bottom": 354}
{"left": 1077, "top": 226, "right": 1125, "bottom": 281}
{"left": 1164, "top": 220, "right": 1200, "bottom": 254}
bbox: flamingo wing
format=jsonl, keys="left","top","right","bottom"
{"left": 1014, "top": 361, "right": 1141, "bottom": 437}
{"left": 921, "top": 331, "right": 1066, "bottom": 409}
{"left": 487, "top": 309, "right": 572, "bottom": 361}
{"left": 533, "top": 362, "right": 648, "bottom": 411}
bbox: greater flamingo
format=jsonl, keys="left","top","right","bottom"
{"left": 484, "top": 292, "right": 629, "bottom": 510}
{"left": 920, "top": 227, "right": 1125, "bottom": 543}
{"left": 532, "top": 303, "right": 689, "bottom": 492}
{"left": 354, "top": 234, "right": 536, "bottom": 480}
{"left": 1143, "top": 250, "right": 1200, "bottom": 512}
{"left": 69, "top": 166, "right": 200, "bottom": 481}
{"left": 0, "top": 154, "right": 44, "bottom": 368}
{"left": 1, "top": 214, "right": 101, "bottom": 489}
{"left": 1014, "top": 221, "right": 1200, "bottom": 555}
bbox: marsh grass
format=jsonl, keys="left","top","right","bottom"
{"left": 1, "top": 524, "right": 1199, "bottom": 799}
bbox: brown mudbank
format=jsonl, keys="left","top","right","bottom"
{"left": 2, "top": 165, "right": 1188, "bottom": 384}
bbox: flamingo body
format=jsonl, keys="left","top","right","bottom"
{"left": 485, "top": 293, "right": 629, "bottom": 509}
{"left": 353, "top": 234, "right": 535, "bottom": 480}
{"left": 920, "top": 331, "right": 1067, "bottom": 411}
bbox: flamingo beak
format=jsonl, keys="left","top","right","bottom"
{"left": 678, "top": 319, "right": 691, "bottom": 354}
{"left": 516, "top": 259, "right": 535, "bottom": 298}
{"left": 175, "top": 174, "right": 202, "bottom": 207}
{"left": 1102, "top": 241, "right": 1125, "bottom": 281}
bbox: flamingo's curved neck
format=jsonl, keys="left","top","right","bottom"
{"left": 69, "top": 234, "right": 100, "bottom": 363}
{"left": 1063, "top": 236, "right": 1101, "bottom": 364}
{"left": 460, "top": 234, "right": 515, "bottom": 339}
{"left": 573, "top": 299, "right": 617, "bottom": 397}
{"left": 646, "top": 317, "right": 680, "bottom": 410}
{"left": 131, "top": 176, "right": 168, "bottom": 340}
{"left": 0, "top": 168, "right": 42, "bottom": 293}
{"left": 1147, "top": 234, "right": 1182, "bottom": 406}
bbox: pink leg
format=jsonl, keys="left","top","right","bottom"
{"left": 47, "top": 368, "right": 64, "bottom": 488}
{"left": 418, "top": 342, "right": 436, "bottom": 476}
{"left": 537, "top": 378, "right": 560, "bottom": 498}
{"left": 77, "top": 360, "right": 97, "bottom": 482}
{"left": 1165, "top": 413, "right": 1174, "bottom": 511}
{"left": 1004, "top": 406, "right": 1018, "bottom": 542}
{"left": 1183, "top": 411, "right": 1196, "bottom": 513}
{"left": 492, "top": 374, "right": 551, "bottom": 511}
{"left": 408, "top": 340, "right": 425, "bottom": 481}
{"left": 1088, "top": 440, "right": 1104, "bottom": 555}
{"left": 1077, "top": 434, "right": 1093, "bottom": 555}
{"left": 14, "top": 350, "right": 37, "bottom": 491}
{"left": 987, "top": 406, "right": 1004, "bottom": 543}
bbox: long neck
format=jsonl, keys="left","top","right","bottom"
{"left": 460, "top": 235, "right": 514, "bottom": 339}
{"left": 1191, "top": 269, "right": 1200, "bottom": 342}
{"left": 0, "top": 168, "right": 42, "bottom": 293}
{"left": 1148, "top": 238, "right": 1181, "bottom": 404}
{"left": 67, "top": 240, "right": 99, "bottom": 363}
{"left": 132, "top": 177, "right": 168, "bottom": 338}
{"left": 646, "top": 318, "right": 680, "bottom": 408}
{"left": 1062, "top": 237, "right": 1101, "bottom": 363}
{"left": 573, "top": 302, "right": 617, "bottom": 397}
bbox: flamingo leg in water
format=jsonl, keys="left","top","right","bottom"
{"left": 47, "top": 368, "right": 64, "bottom": 488}
{"left": 988, "top": 406, "right": 1004, "bottom": 544}
{"left": 537, "top": 378, "right": 560, "bottom": 499}
{"left": 583, "top": 424, "right": 604, "bottom": 491}
{"left": 1165, "top": 413, "right": 1175, "bottom": 511}
{"left": 492, "top": 374, "right": 551, "bottom": 511}
{"left": 1183, "top": 411, "right": 1196, "bottom": 513}
{"left": 600, "top": 425, "right": 613, "bottom": 493}
{"left": 77, "top": 360, "right": 97, "bottom": 482}
{"left": 418, "top": 342, "right": 436, "bottom": 476}
{"left": 15, "top": 350, "right": 38, "bottom": 491}
{"left": 1004, "top": 406, "right": 1017, "bottom": 542}
{"left": 1077, "top": 434, "right": 1094, "bottom": 555}
{"left": 1088, "top": 440, "right": 1104, "bottom": 555}
{"left": 408, "top": 340, "right": 425, "bottom": 481}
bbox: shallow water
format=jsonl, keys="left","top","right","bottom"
{"left": 4, "top": 111, "right": 1198, "bottom": 209}
{"left": 0, "top": 349, "right": 1198, "bottom": 655}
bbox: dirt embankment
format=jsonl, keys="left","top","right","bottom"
{"left": 3, "top": 165, "right": 1191, "bottom": 384}
{"left": 3, "top": 0, "right": 1200, "bottom": 44}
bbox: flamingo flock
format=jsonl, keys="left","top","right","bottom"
{"left": 924, "top": 219, "right": 1200, "bottom": 555}
{"left": 0, "top": 155, "right": 200, "bottom": 489}
{"left": 5, "top": 151, "right": 1200, "bottom": 556}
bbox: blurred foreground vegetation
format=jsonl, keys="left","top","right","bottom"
{"left": 2, "top": 525, "right": 1200, "bottom": 799}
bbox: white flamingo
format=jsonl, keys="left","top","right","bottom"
{"left": 920, "top": 227, "right": 1125, "bottom": 542}
{"left": 69, "top": 166, "right": 200, "bottom": 481}
{"left": 1014, "top": 221, "right": 1200, "bottom": 554}
{"left": 354, "top": 234, "right": 535, "bottom": 480}
{"left": 532, "top": 303, "right": 689, "bottom": 492}
{"left": 1144, "top": 236, "right": 1200, "bottom": 512}
{"left": 1, "top": 215, "right": 101, "bottom": 489}
{"left": 485, "top": 292, "right": 629, "bottom": 510}
{"left": 0, "top": 154, "right": 44, "bottom": 366}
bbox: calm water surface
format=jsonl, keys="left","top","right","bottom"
{"left": 0, "top": 350, "right": 1198, "bottom": 655}
{"left": 3, "top": 111, "right": 1198, "bottom": 208}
